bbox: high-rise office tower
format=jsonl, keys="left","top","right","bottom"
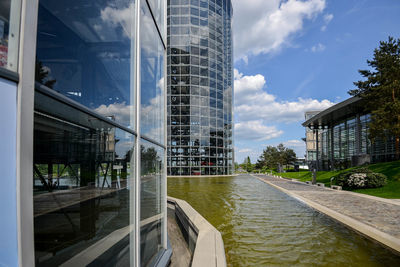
{"left": 167, "top": 0, "right": 234, "bottom": 176}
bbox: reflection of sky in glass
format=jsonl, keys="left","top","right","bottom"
{"left": 0, "top": 1, "right": 10, "bottom": 69}
{"left": 140, "top": 1, "right": 165, "bottom": 144}
{"left": 33, "top": 0, "right": 167, "bottom": 265}
{"left": 115, "top": 128, "right": 135, "bottom": 159}
{"left": 36, "top": 0, "right": 135, "bottom": 128}
{"left": 146, "top": 0, "right": 165, "bottom": 41}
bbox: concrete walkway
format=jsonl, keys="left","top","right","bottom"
{"left": 254, "top": 174, "right": 400, "bottom": 253}
{"left": 168, "top": 208, "right": 191, "bottom": 267}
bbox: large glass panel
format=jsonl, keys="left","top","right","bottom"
{"left": 0, "top": 0, "right": 21, "bottom": 71}
{"left": 35, "top": 0, "right": 135, "bottom": 128}
{"left": 147, "top": 0, "right": 165, "bottom": 41}
{"left": 33, "top": 91, "right": 135, "bottom": 266}
{"left": 140, "top": 139, "right": 164, "bottom": 266}
{"left": 140, "top": 0, "right": 165, "bottom": 144}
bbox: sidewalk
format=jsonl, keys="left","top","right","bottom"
{"left": 254, "top": 174, "right": 400, "bottom": 253}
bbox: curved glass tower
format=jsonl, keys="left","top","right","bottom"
{"left": 167, "top": 0, "right": 233, "bottom": 176}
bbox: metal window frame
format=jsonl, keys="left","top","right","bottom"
{"left": 7, "top": 0, "right": 22, "bottom": 72}
{"left": 14, "top": 0, "right": 168, "bottom": 266}
{"left": 134, "top": 1, "right": 142, "bottom": 265}
{"left": 16, "top": 0, "right": 39, "bottom": 266}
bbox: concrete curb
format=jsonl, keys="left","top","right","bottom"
{"left": 253, "top": 175, "right": 400, "bottom": 254}
{"left": 167, "top": 196, "right": 227, "bottom": 267}
{"left": 168, "top": 174, "right": 238, "bottom": 178}
{"left": 265, "top": 174, "right": 400, "bottom": 206}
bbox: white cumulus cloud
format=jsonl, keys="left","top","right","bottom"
{"left": 232, "top": 0, "right": 326, "bottom": 61}
{"left": 284, "top": 139, "right": 305, "bottom": 147}
{"left": 101, "top": 3, "right": 134, "bottom": 39}
{"left": 95, "top": 102, "right": 132, "bottom": 125}
{"left": 238, "top": 148, "right": 253, "bottom": 153}
{"left": 235, "top": 120, "right": 283, "bottom": 141}
{"left": 234, "top": 69, "right": 334, "bottom": 124}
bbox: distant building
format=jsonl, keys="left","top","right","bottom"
{"left": 304, "top": 111, "right": 322, "bottom": 164}
{"left": 167, "top": 0, "right": 234, "bottom": 176}
{"left": 303, "top": 97, "right": 396, "bottom": 170}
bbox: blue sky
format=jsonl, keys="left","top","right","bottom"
{"left": 232, "top": 0, "right": 400, "bottom": 164}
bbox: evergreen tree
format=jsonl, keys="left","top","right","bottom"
{"left": 256, "top": 144, "right": 297, "bottom": 170}
{"left": 349, "top": 36, "right": 400, "bottom": 158}
{"left": 244, "top": 156, "right": 253, "bottom": 172}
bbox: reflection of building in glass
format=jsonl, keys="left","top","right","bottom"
{"left": 303, "top": 97, "right": 397, "bottom": 171}
{"left": 0, "top": 6, "right": 9, "bottom": 67}
{"left": 0, "top": 0, "right": 170, "bottom": 266}
{"left": 167, "top": 0, "right": 234, "bottom": 176}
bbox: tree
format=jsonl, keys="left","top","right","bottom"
{"left": 242, "top": 156, "right": 253, "bottom": 172}
{"left": 258, "top": 146, "right": 279, "bottom": 170}
{"left": 256, "top": 144, "right": 297, "bottom": 171}
{"left": 283, "top": 148, "right": 297, "bottom": 169}
{"left": 349, "top": 36, "right": 400, "bottom": 158}
{"left": 234, "top": 162, "right": 239, "bottom": 171}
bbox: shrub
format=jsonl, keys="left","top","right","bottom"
{"left": 334, "top": 167, "right": 387, "bottom": 189}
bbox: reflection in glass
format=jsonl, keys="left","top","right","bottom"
{"left": 140, "top": 1, "right": 165, "bottom": 144}
{"left": 0, "top": 0, "right": 20, "bottom": 71}
{"left": 140, "top": 140, "right": 164, "bottom": 266}
{"left": 35, "top": 0, "right": 135, "bottom": 128}
{"left": 147, "top": 0, "right": 165, "bottom": 40}
{"left": 33, "top": 0, "right": 168, "bottom": 266}
{"left": 33, "top": 92, "right": 134, "bottom": 266}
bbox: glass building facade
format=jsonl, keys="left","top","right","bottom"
{"left": 166, "top": 0, "right": 234, "bottom": 176}
{"left": 304, "top": 111, "right": 322, "bottom": 162}
{"left": 0, "top": 0, "right": 169, "bottom": 266}
{"left": 304, "top": 98, "right": 397, "bottom": 171}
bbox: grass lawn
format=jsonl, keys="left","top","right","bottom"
{"left": 275, "top": 170, "right": 341, "bottom": 186}
{"left": 275, "top": 160, "right": 400, "bottom": 199}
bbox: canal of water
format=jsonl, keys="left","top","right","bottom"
{"left": 167, "top": 174, "right": 400, "bottom": 266}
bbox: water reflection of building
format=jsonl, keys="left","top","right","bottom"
{"left": 0, "top": 0, "right": 170, "bottom": 266}
{"left": 166, "top": 0, "right": 234, "bottom": 176}
{"left": 303, "top": 97, "right": 397, "bottom": 171}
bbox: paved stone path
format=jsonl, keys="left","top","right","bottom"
{"left": 255, "top": 174, "right": 400, "bottom": 240}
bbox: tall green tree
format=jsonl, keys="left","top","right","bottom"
{"left": 349, "top": 36, "right": 400, "bottom": 158}
{"left": 244, "top": 156, "right": 253, "bottom": 172}
{"left": 283, "top": 148, "right": 297, "bottom": 169}
{"left": 256, "top": 144, "right": 297, "bottom": 170}
{"left": 257, "top": 146, "right": 279, "bottom": 170}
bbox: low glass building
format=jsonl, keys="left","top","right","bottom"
{"left": 303, "top": 97, "right": 397, "bottom": 171}
{"left": 0, "top": 0, "right": 170, "bottom": 266}
{"left": 166, "top": 0, "right": 234, "bottom": 176}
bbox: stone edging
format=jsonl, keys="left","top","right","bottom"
{"left": 168, "top": 174, "right": 238, "bottom": 178}
{"left": 253, "top": 175, "right": 400, "bottom": 254}
{"left": 269, "top": 174, "right": 400, "bottom": 206}
{"left": 167, "top": 196, "right": 227, "bottom": 267}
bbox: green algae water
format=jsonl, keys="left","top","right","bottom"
{"left": 167, "top": 174, "right": 400, "bottom": 266}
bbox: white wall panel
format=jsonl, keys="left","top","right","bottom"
{"left": 0, "top": 77, "right": 18, "bottom": 267}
